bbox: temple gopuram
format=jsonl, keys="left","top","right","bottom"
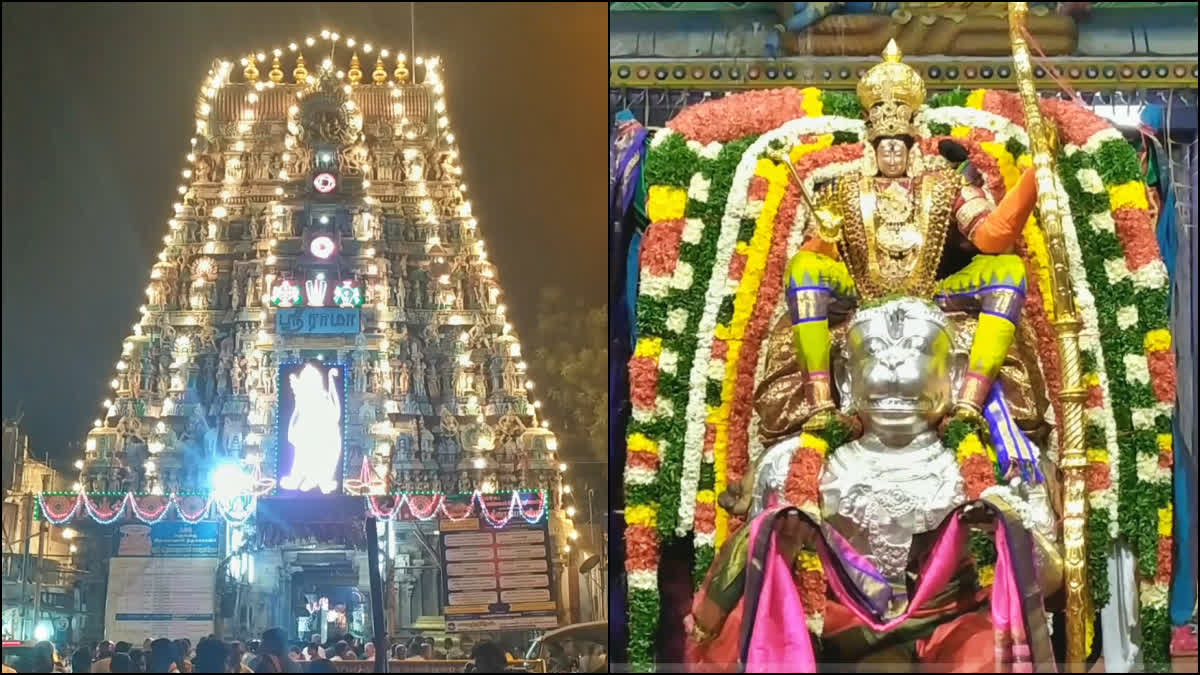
{"left": 38, "top": 29, "right": 582, "bottom": 647}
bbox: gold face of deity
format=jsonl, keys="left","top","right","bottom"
{"left": 875, "top": 137, "right": 909, "bottom": 178}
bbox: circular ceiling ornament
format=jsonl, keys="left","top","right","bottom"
{"left": 313, "top": 172, "right": 338, "bottom": 194}
{"left": 309, "top": 235, "right": 336, "bottom": 259}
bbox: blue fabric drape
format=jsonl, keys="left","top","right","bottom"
{"left": 609, "top": 112, "right": 649, "bottom": 664}
{"left": 1167, "top": 140, "right": 1198, "bottom": 626}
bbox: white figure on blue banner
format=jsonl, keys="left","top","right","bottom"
{"left": 280, "top": 364, "right": 342, "bottom": 493}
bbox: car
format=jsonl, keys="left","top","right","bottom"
{"left": 524, "top": 621, "right": 608, "bottom": 673}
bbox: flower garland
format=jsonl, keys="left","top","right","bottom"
{"left": 1044, "top": 98, "right": 1175, "bottom": 670}
{"left": 781, "top": 430, "right": 836, "bottom": 634}
{"left": 37, "top": 491, "right": 254, "bottom": 525}
{"left": 682, "top": 117, "right": 866, "bottom": 552}
{"left": 717, "top": 141, "right": 865, "bottom": 551}
{"left": 628, "top": 130, "right": 757, "bottom": 671}
{"left": 364, "top": 490, "right": 548, "bottom": 526}
{"left": 627, "top": 85, "right": 1175, "bottom": 671}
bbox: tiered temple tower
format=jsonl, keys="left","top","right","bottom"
{"left": 72, "top": 34, "right": 576, "bottom": 633}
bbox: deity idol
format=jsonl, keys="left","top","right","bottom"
{"left": 279, "top": 364, "right": 342, "bottom": 494}
{"left": 686, "top": 42, "right": 1063, "bottom": 672}
{"left": 787, "top": 40, "right": 1037, "bottom": 429}
{"left": 689, "top": 298, "right": 1061, "bottom": 670}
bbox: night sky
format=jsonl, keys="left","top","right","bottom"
{"left": 1, "top": 2, "right": 607, "bottom": 466}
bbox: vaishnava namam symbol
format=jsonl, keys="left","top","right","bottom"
{"left": 279, "top": 364, "right": 342, "bottom": 494}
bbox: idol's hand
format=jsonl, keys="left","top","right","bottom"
{"left": 775, "top": 510, "right": 818, "bottom": 561}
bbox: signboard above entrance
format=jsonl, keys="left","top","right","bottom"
{"left": 276, "top": 307, "right": 361, "bottom": 335}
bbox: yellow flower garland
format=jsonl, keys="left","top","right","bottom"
{"left": 634, "top": 336, "right": 663, "bottom": 359}
{"left": 1107, "top": 181, "right": 1150, "bottom": 211}
{"left": 977, "top": 564, "right": 996, "bottom": 588}
{"left": 647, "top": 185, "right": 688, "bottom": 222}
{"left": 627, "top": 432, "right": 661, "bottom": 457}
{"left": 712, "top": 159, "right": 788, "bottom": 547}
{"left": 1144, "top": 329, "right": 1171, "bottom": 353}
{"left": 1157, "top": 504, "right": 1173, "bottom": 538}
{"left": 626, "top": 504, "right": 659, "bottom": 528}
{"left": 799, "top": 87, "right": 824, "bottom": 118}
{"left": 966, "top": 89, "right": 987, "bottom": 110}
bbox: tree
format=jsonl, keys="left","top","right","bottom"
{"left": 527, "top": 287, "right": 607, "bottom": 520}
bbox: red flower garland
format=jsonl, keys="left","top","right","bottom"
{"left": 1148, "top": 349, "right": 1176, "bottom": 404}
{"left": 668, "top": 89, "right": 812, "bottom": 144}
{"left": 982, "top": 90, "right": 1027, "bottom": 126}
{"left": 641, "top": 219, "right": 686, "bottom": 276}
{"left": 962, "top": 453, "right": 997, "bottom": 500}
{"left": 1041, "top": 99, "right": 1111, "bottom": 147}
{"left": 727, "top": 186, "right": 800, "bottom": 485}
{"left": 626, "top": 524, "right": 661, "bottom": 570}
{"left": 1112, "top": 207, "right": 1160, "bottom": 270}
{"left": 784, "top": 449, "right": 825, "bottom": 507}
{"left": 629, "top": 356, "right": 660, "bottom": 410}
{"left": 1086, "top": 462, "right": 1113, "bottom": 492}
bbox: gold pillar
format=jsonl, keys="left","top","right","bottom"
{"left": 1008, "top": 4, "right": 1091, "bottom": 670}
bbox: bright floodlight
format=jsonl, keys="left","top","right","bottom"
{"left": 33, "top": 621, "right": 52, "bottom": 641}
{"left": 212, "top": 463, "right": 250, "bottom": 500}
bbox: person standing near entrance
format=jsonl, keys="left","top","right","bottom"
{"left": 249, "top": 629, "right": 299, "bottom": 674}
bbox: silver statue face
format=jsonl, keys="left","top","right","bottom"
{"left": 837, "top": 299, "right": 954, "bottom": 445}
{"left": 875, "top": 138, "right": 909, "bottom": 177}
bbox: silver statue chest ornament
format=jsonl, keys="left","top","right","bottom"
{"left": 756, "top": 298, "right": 962, "bottom": 584}
{"left": 820, "top": 430, "right": 965, "bottom": 582}
{"left": 754, "top": 297, "right": 1054, "bottom": 585}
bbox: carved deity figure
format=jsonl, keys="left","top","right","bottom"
{"left": 426, "top": 360, "right": 441, "bottom": 399}
{"left": 412, "top": 357, "right": 427, "bottom": 398}
{"left": 402, "top": 152, "right": 424, "bottom": 182}
{"left": 396, "top": 361, "right": 411, "bottom": 395}
{"left": 502, "top": 360, "right": 520, "bottom": 394}
{"left": 353, "top": 353, "right": 370, "bottom": 394}
{"left": 231, "top": 356, "right": 246, "bottom": 395}
{"left": 230, "top": 275, "right": 242, "bottom": 312}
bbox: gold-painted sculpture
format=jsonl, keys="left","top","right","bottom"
{"left": 243, "top": 54, "right": 259, "bottom": 84}
{"left": 784, "top": 39, "right": 1039, "bottom": 421}
{"left": 1008, "top": 3, "right": 1090, "bottom": 669}
{"left": 293, "top": 53, "right": 309, "bottom": 84}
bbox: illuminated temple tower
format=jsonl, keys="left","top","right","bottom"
{"left": 63, "top": 33, "right": 577, "bottom": 639}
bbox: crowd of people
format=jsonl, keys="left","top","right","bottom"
{"left": 4, "top": 629, "right": 527, "bottom": 673}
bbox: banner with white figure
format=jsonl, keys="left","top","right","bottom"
{"left": 276, "top": 361, "right": 346, "bottom": 495}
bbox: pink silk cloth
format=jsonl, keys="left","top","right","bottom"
{"left": 738, "top": 506, "right": 1051, "bottom": 673}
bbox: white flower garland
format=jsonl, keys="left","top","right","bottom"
{"left": 1076, "top": 168, "right": 1106, "bottom": 194}
{"left": 666, "top": 308, "right": 689, "bottom": 334}
{"left": 628, "top": 569, "right": 658, "bottom": 591}
{"left": 650, "top": 127, "right": 677, "bottom": 149}
{"left": 688, "top": 139, "right": 725, "bottom": 160}
{"left": 1116, "top": 305, "right": 1139, "bottom": 329}
{"left": 659, "top": 349, "right": 679, "bottom": 376}
{"left": 674, "top": 117, "right": 862, "bottom": 536}
{"left": 915, "top": 106, "right": 1031, "bottom": 146}
{"left": 689, "top": 173, "right": 712, "bottom": 203}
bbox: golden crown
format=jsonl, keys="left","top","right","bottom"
{"left": 856, "top": 39, "right": 926, "bottom": 140}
